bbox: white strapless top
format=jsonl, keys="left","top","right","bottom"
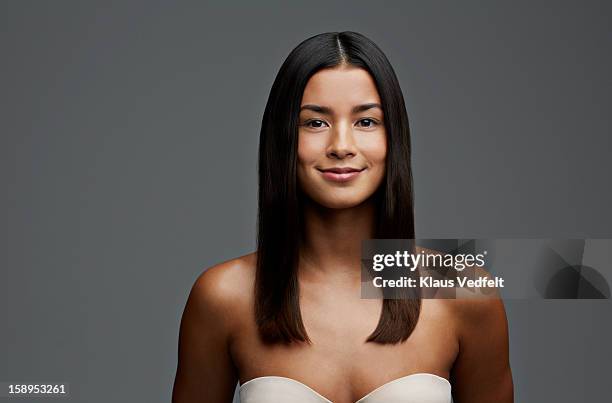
{"left": 239, "top": 373, "right": 452, "bottom": 403}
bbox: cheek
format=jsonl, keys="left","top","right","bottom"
{"left": 360, "top": 133, "right": 387, "bottom": 166}
{"left": 297, "top": 132, "right": 324, "bottom": 166}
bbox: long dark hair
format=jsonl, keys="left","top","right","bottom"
{"left": 256, "top": 31, "right": 419, "bottom": 344}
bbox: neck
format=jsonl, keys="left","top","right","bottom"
{"left": 299, "top": 197, "right": 377, "bottom": 282}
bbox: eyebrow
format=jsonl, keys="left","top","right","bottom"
{"left": 300, "top": 103, "right": 382, "bottom": 114}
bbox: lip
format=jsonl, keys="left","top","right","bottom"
{"left": 317, "top": 166, "right": 366, "bottom": 183}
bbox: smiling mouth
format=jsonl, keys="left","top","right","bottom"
{"left": 317, "top": 167, "right": 366, "bottom": 182}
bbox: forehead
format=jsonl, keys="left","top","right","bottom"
{"left": 300, "top": 66, "right": 381, "bottom": 108}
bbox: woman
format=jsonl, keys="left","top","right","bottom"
{"left": 172, "top": 31, "right": 513, "bottom": 403}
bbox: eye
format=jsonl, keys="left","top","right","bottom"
{"left": 356, "top": 118, "right": 379, "bottom": 128}
{"left": 303, "top": 119, "right": 329, "bottom": 129}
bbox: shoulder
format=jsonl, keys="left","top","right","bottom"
{"left": 448, "top": 265, "right": 508, "bottom": 338}
{"left": 184, "top": 252, "right": 257, "bottom": 335}
{"left": 174, "top": 254, "right": 257, "bottom": 401}
{"left": 451, "top": 296, "right": 508, "bottom": 339}
{"left": 413, "top": 246, "right": 508, "bottom": 335}
{"left": 191, "top": 252, "right": 256, "bottom": 302}
{"left": 445, "top": 275, "right": 513, "bottom": 400}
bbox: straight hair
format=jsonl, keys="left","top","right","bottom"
{"left": 256, "top": 31, "right": 419, "bottom": 344}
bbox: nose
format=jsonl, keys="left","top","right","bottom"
{"left": 326, "top": 121, "right": 357, "bottom": 159}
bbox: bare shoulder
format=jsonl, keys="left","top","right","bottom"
{"left": 448, "top": 282, "right": 513, "bottom": 401}
{"left": 451, "top": 295, "right": 508, "bottom": 335}
{"left": 173, "top": 253, "right": 257, "bottom": 402}
{"left": 413, "top": 245, "right": 508, "bottom": 334}
{"left": 193, "top": 252, "right": 256, "bottom": 295}
{"left": 185, "top": 252, "right": 257, "bottom": 333}
{"left": 449, "top": 267, "right": 508, "bottom": 336}
{"left": 191, "top": 251, "right": 256, "bottom": 307}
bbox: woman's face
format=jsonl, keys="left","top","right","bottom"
{"left": 297, "top": 65, "right": 387, "bottom": 209}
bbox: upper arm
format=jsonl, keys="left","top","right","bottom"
{"left": 172, "top": 267, "right": 239, "bottom": 403}
{"left": 450, "top": 297, "right": 514, "bottom": 403}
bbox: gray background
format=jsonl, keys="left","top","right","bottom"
{"left": 1, "top": 1, "right": 610, "bottom": 402}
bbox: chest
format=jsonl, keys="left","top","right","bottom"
{"left": 230, "top": 298, "right": 458, "bottom": 402}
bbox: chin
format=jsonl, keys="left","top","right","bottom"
{"left": 309, "top": 191, "right": 375, "bottom": 210}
